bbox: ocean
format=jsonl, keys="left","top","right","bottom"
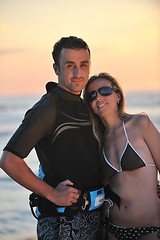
{"left": 0, "top": 91, "right": 160, "bottom": 240}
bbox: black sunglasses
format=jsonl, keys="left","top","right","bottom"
{"left": 87, "top": 86, "right": 113, "bottom": 103}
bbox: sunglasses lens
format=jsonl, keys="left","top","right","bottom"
{"left": 88, "top": 91, "right": 97, "bottom": 102}
{"left": 99, "top": 86, "right": 113, "bottom": 96}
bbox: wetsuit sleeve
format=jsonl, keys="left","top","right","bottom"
{"left": 4, "top": 96, "right": 56, "bottom": 159}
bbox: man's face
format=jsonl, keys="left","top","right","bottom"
{"left": 54, "top": 48, "right": 90, "bottom": 95}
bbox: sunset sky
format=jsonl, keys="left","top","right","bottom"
{"left": 0, "top": 0, "right": 160, "bottom": 96}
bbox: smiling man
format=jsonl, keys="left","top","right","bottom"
{"left": 0, "top": 36, "right": 104, "bottom": 240}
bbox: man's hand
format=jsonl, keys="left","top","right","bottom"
{"left": 48, "top": 179, "right": 80, "bottom": 206}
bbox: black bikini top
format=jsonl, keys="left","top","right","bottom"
{"left": 102, "top": 121, "right": 156, "bottom": 179}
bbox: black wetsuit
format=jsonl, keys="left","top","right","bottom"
{"left": 4, "top": 86, "right": 101, "bottom": 216}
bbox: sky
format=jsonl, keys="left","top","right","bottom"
{"left": 0, "top": 0, "right": 160, "bottom": 96}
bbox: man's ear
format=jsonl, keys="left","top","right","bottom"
{"left": 53, "top": 63, "right": 59, "bottom": 75}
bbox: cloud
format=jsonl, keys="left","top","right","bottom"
{"left": 0, "top": 48, "right": 30, "bottom": 56}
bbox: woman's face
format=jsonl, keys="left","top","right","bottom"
{"left": 87, "top": 78, "right": 121, "bottom": 118}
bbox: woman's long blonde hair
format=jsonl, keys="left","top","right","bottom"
{"left": 83, "top": 72, "right": 129, "bottom": 151}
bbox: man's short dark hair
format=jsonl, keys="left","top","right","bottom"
{"left": 52, "top": 36, "right": 90, "bottom": 67}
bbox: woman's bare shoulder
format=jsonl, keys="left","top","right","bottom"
{"left": 129, "top": 112, "right": 151, "bottom": 131}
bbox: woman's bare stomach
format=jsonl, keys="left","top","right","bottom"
{"left": 109, "top": 194, "right": 160, "bottom": 227}
{"left": 108, "top": 168, "right": 160, "bottom": 227}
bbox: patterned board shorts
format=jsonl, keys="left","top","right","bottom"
{"left": 37, "top": 210, "right": 101, "bottom": 240}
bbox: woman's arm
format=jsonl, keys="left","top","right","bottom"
{"left": 142, "top": 115, "right": 160, "bottom": 172}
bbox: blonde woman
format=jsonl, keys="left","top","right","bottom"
{"left": 84, "top": 72, "right": 160, "bottom": 240}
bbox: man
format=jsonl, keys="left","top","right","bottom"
{"left": 0, "top": 36, "right": 104, "bottom": 239}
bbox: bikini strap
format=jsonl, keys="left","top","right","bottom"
{"left": 123, "top": 121, "right": 129, "bottom": 142}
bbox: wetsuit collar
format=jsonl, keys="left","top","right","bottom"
{"left": 56, "top": 86, "right": 82, "bottom": 101}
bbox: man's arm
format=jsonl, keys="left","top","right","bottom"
{"left": 0, "top": 151, "right": 79, "bottom": 206}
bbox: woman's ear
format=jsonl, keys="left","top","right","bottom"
{"left": 116, "top": 93, "right": 121, "bottom": 103}
{"left": 53, "top": 63, "right": 59, "bottom": 75}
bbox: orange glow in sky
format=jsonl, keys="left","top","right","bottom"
{"left": 0, "top": 0, "right": 160, "bottom": 96}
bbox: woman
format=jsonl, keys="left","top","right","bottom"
{"left": 83, "top": 72, "right": 160, "bottom": 240}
